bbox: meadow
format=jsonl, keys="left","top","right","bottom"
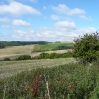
{"left": 32, "top": 42, "right": 73, "bottom": 52}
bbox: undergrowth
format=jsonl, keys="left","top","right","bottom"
{"left": 0, "top": 62, "right": 99, "bottom": 99}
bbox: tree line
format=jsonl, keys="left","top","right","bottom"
{"left": 0, "top": 41, "right": 49, "bottom": 49}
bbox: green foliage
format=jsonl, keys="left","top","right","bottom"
{"left": 73, "top": 32, "right": 99, "bottom": 63}
{"left": 0, "top": 62, "right": 99, "bottom": 99}
{"left": 3, "top": 58, "right": 10, "bottom": 61}
{"left": 16, "top": 55, "right": 31, "bottom": 60}
{"left": 53, "top": 45, "right": 72, "bottom": 50}
{"left": 33, "top": 52, "right": 73, "bottom": 59}
{"left": 0, "top": 41, "right": 49, "bottom": 49}
{"left": 0, "top": 43, "right": 5, "bottom": 49}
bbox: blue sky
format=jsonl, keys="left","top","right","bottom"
{"left": 0, "top": 0, "right": 98, "bottom": 41}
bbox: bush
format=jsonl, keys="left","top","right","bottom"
{"left": 53, "top": 45, "right": 72, "bottom": 50}
{"left": 3, "top": 58, "right": 10, "bottom": 61}
{"left": 33, "top": 52, "right": 73, "bottom": 59}
{"left": 73, "top": 32, "right": 99, "bottom": 63}
{"left": 16, "top": 55, "right": 31, "bottom": 60}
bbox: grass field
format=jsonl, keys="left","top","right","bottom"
{"left": 33, "top": 42, "right": 73, "bottom": 52}
{"left": 0, "top": 58, "right": 74, "bottom": 79}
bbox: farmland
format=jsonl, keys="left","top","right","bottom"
{"left": 0, "top": 42, "right": 73, "bottom": 60}
{"left": 33, "top": 42, "right": 73, "bottom": 52}
{"left": 0, "top": 45, "right": 34, "bottom": 60}
{"left": 0, "top": 58, "right": 74, "bottom": 79}
{"left": 1, "top": 41, "right": 99, "bottom": 99}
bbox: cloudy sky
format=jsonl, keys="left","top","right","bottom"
{"left": 0, "top": 0, "right": 98, "bottom": 41}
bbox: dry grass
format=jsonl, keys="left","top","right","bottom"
{"left": 0, "top": 58, "right": 74, "bottom": 79}
{"left": 0, "top": 45, "right": 34, "bottom": 59}
{"left": 45, "top": 49, "right": 72, "bottom": 54}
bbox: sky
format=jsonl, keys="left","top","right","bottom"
{"left": 0, "top": 0, "right": 99, "bottom": 41}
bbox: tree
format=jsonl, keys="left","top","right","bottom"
{"left": 0, "top": 43, "right": 5, "bottom": 49}
{"left": 73, "top": 32, "right": 99, "bottom": 64}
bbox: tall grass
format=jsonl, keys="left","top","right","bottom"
{"left": 0, "top": 62, "right": 99, "bottom": 99}
{"left": 0, "top": 58, "right": 74, "bottom": 79}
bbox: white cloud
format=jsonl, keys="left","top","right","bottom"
{"left": 0, "top": 25, "right": 9, "bottom": 28}
{"left": 12, "top": 30, "right": 26, "bottom": 40}
{"left": 54, "top": 21, "right": 76, "bottom": 29}
{"left": 51, "top": 15, "right": 59, "bottom": 20}
{"left": 0, "top": 17, "right": 10, "bottom": 23}
{"left": 79, "top": 15, "right": 92, "bottom": 21}
{"left": 12, "top": 28, "right": 37, "bottom": 40}
{"left": 14, "top": 29, "right": 27, "bottom": 35}
{"left": 0, "top": 20, "right": 96, "bottom": 41}
{"left": 38, "top": 26, "right": 96, "bottom": 41}
{"left": 0, "top": 1, "right": 41, "bottom": 16}
{"left": 51, "top": 4, "right": 85, "bottom": 16}
{"left": 9, "top": 25, "right": 96, "bottom": 41}
{"left": 77, "top": 27, "right": 96, "bottom": 34}
{"left": 12, "top": 19, "right": 31, "bottom": 26}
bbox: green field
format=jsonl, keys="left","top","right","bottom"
{"left": 33, "top": 42, "right": 73, "bottom": 52}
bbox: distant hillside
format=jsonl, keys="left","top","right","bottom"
{"left": 0, "top": 42, "right": 73, "bottom": 60}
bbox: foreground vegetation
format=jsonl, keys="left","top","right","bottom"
{"left": 0, "top": 60, "right": 99, "bottom": 99}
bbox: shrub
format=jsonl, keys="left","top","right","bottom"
{"left": 73, "top": 32, "right": 99, "bottom": 63}
{"left": 33, "top": 52, "right": 73, "bottom": 59}
{"left": 53, "top": 45, "right": 72, "bottom": 50}
{"left": 3, "top": 57, "right": 10, "bottom": 61}
{"left": 16, "top": 55, "right": 31, "bottom": 60}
